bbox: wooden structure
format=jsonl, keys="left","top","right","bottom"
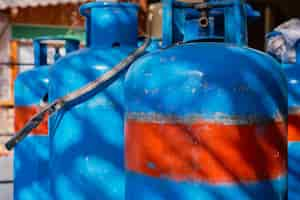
{"left": 0, "top": 1, "right": 88, "bottom": 107}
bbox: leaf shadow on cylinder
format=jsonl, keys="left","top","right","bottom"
{"left": 124, "top": 44, "right": 288, "bottom": 200}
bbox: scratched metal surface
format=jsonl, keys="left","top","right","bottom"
{"left": 284, "top": 61, "right": 300, "bottom": 199}
{"left": 49, "top": 2, "right": 139, "bottom": 200}
{"left": 14, "top": 66, "right": 50, "bottom": 200}
{"left": 124, "top": 41, "right": 287, "bottom": 200}
{"left": 285, "top": 65, "right": 300, "bottom": 111}
{"left": 13, "top": 38, "right": 79, "bottom": 200}
{"left": 125, "top": 43, "right": 286, "bottom": 119}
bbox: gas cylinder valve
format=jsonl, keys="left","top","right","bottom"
{"left": 199, "top": 10, "right": 209, "bottom": 28}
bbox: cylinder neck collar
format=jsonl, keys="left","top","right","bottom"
{"left": 80, "top": 2, "right": 139, "bottom": 48}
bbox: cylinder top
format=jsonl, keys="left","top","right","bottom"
{"left": 33, "top": 36, "right": 80, "bottom": 67}
{"left": 162, "top": 0, "right": 248, "bottom": 47}
{"left": 80, "top": 1, "right": 139, "bottom": 48}
{"left": 80, "top": 2, "right": 139, "bottom": 17}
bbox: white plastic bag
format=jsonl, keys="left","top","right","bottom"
{"left": 266, "top": 18, "right": 300, "bottom": 63}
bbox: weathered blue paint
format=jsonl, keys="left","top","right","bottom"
{"left": 49, "top": 2, "right": 138, "bottom": 200}
{"left": 224, "top": 0, "right": 247, "bottom": 45}
{"left": 288, "top": 142, "right": 300, "bottom": 200}
{"left": 125, "top": 0, "right": 287, "bottom": 199}
{"left": 14, "top": 67, "right": 49, "bottom": 106}
{"left": 126, "top": 171, "right": 286, "bottom": 200}
{"left": 282, "top": 42, "right": 300, "bottom": 200}
{"left": 125, "top": 43, "right": 286, "bottom": 119}
{"left": 284, "top": 43, "right": 300, "bottom": 84}
{"left": 14, "top": 68, "right": 49, "bottom": 200}
{"left": 79, "top": 2, "right": 138, "bottom": 49}
{"left": 285, "top": 63, "right": 300, "bottom": 110}
{"left": 14, "top": 37, "right": 79, "bottom": 200}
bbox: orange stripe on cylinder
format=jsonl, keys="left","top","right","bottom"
{"left": 15, "top": 106, "right": 48, "bottom": 135}
{"left": 126, "top": 119, "right": 287, "bottom": 184}
{"left": 288, "top": 113, "right": 300, "bottom": 142}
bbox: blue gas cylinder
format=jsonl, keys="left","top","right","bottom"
{"left": 48, "top": 2, "right": 138, "bottom": 200}
{"left": 283, "top": 42, "right": 300, "bottom": 200}
{"left": 266, "top": 31, "right": 299, "bottom": 200}
{"left": 14, "top": 37, "right": 79, "bottom": 200}
{"left": 124, "top": 0, "right": 287, "bottom": 199}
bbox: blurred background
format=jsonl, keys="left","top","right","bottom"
{"left": 0, "top": 0, "right": 298, "bottom": 199}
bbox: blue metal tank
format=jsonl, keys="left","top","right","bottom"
{"left": 266, "top": 31, "right": 299, "bottom": 200}
{"left": 124, "top": 0, "right": 287, "bottom": 199}
{"left": 14, "top": 37, "right": 79, "bottom": 200}
{"left": 282, "top": 41, "right": 300, "bottom": 200}
{"left": 48, "top": 2, "right": 138, "bottom": 200}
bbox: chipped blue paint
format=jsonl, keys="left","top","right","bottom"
{"left": 282, "top": 42, "right": 300, "bottom": 200}
{"left": 14, "top": 37, "right": 79, "bottom": 200}
{"left": 125, "top": 0, "right": 287, "bottom": 199}
{"left": 126, "top": 171, "right": 287, "bottom": 200}
{"left": 284, "top": 43, "right": 300, "bottom": 109}
{"left": 49, "top": 2, "right": 139, "bottom": 200}
{"left": 288, "top": 142, "right": 300, "bottom": 200}
{"left": 125, "top": 43, "right": 286, "bottom": 120}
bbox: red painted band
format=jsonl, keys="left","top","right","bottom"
{"left": 15, "top": 106, "right": 48, "bottom": 136}
{"left": 126, "top": 119, "right": 287, "bottom": 184}
{"left": 288, "top": 113, "right": 300, "bottom": 142}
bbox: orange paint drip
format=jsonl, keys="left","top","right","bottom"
{"left": 288, "top": 113, "right": 300, "bottom": 142}
{"left": 126, "top": 119, "right": 287, "bottom": 184}
{"left": 15, "top": 106, "right": 48, "bottom": 136}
